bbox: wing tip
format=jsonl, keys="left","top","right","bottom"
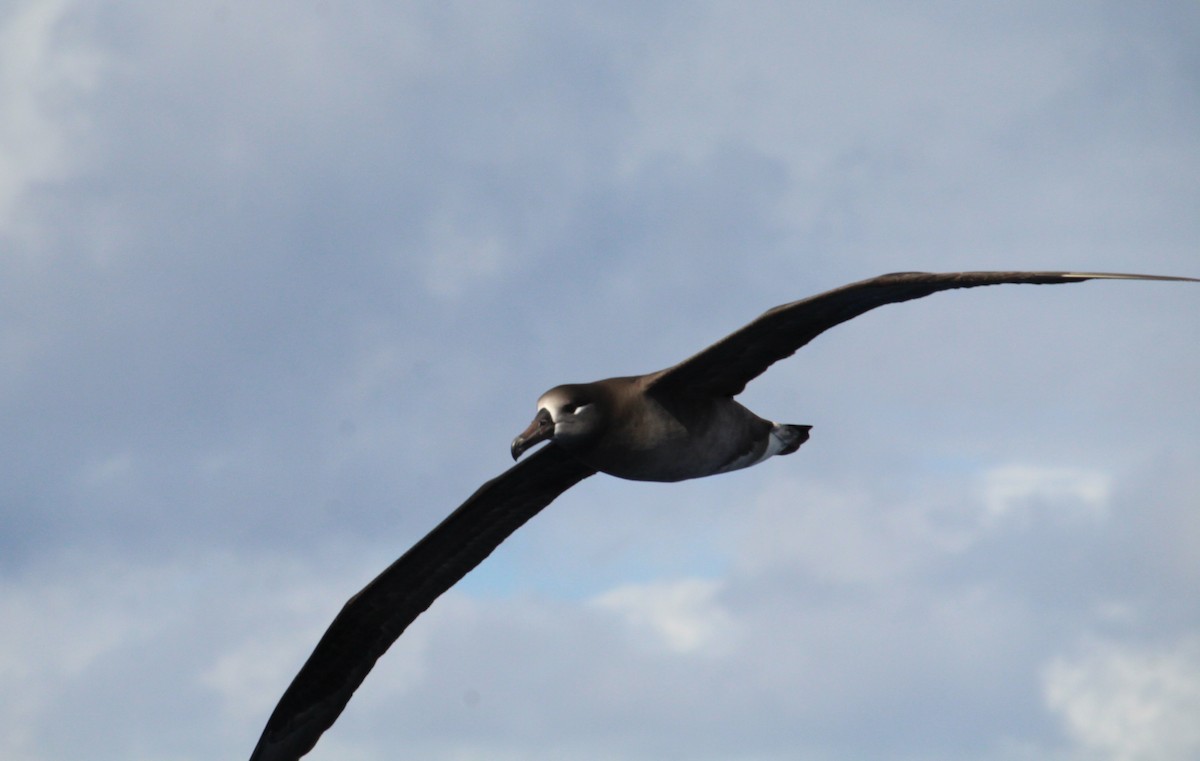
{"left": 1060, "top": 271, "right": 1200, "bottom": 283}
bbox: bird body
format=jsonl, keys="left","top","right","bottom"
{"left": 514, "top": 375, "right": 810, "bottom": 481}
{"left": 249, "top": 270, "right": 1196, "bottom": 761}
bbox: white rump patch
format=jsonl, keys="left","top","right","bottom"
{"left": 715, "top": 423, "right": 794, "bottom": 474}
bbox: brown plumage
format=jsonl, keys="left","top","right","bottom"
{"left": 250, "top": 270, "right": 1196, "bottom": 761}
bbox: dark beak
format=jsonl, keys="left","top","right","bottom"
{"left": 511, "top": 408, "right": 554, "bottom": 460}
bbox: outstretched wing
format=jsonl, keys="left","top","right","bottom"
{"left": 249, "top": 444, "right": 597, "bottom": 761}
{"left": 646, "top": 271, "right": 1197, "bottom": 398}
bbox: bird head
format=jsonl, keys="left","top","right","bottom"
{"left": 511, "top": 384, "right": 601, "bottom": 460}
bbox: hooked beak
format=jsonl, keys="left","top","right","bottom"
{"left": 511, "top": 408, "right": 554, "bottom": 460}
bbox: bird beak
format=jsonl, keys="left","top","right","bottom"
{"left": 511, "top": 408, "right": 554, "bottom": 460}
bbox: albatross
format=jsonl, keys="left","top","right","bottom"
{"left": 249, "top": 270, "right": 1195, "bottom": 761}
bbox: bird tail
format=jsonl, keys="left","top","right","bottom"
{"left": 773, "top": 424, "right": 811, "bottom": 455}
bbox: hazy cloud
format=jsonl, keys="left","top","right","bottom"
{"left": 1044, "top": 636, "right": 1200, "bottom": 761}
{"left": 1, "top": 1, "right": 1196, "bottom": 759}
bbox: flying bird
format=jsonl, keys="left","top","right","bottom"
{"left": 249, "top": 270, "right": 1195, "bottom": 761}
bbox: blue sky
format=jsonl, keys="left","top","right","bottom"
{"left": 2, "top": 2, "right": 1198, "bottom": 760}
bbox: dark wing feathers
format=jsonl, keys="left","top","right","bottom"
{"left": 251, "top": 268, "right": 1196, "bottom": 760}
{"left": 249, "top": 444, "right": 596, "bottom": 761}
{"left": 646, "top": 271, "right": 1197, "bottom": 398}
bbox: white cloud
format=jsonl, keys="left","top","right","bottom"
{"left": 0, "top": 552, "right": 186, "bottom": 760}
{"left": 733, "top": 473, "right": 978, "bottom": 586}
{"left": 201, "top": 624, "right": 328, "bottom": 722}
{"left": 0, "top": 571, "right": 124, "bottom": 760}
{"left": 0, "top": 1, "right": 1195, "bottom": 760}
{"left": 1044, "top": 636, "right": 1200, "bottom": 761}
{"left": 590, "top": 577, "right": 736, "bottom": 655}
{"left": 981, "top": 464, "right": 1112, "bottom": 527}
{"left": 0, "top": 0, "right": 102, "bottom": 238}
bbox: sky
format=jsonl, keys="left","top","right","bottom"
{"left": 1, "top": 1, "right": 1198, "bottom": 760}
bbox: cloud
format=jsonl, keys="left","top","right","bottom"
{"left": 980, "top": 464, "right": 1112, "bottom": 527}
{"left": 0, "top": 0, "right": 102, "bottom": 239}
{"left": 1044, "top": 636, "right": 1200, "bottom": 761}
{"left": 590, "top": 577, "right": 736, "bottom": 655}
{"left": 0, "top": 1, "right": 1196, "bottom": 760}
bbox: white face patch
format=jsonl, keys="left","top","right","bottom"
{"left": 537, "top": 388, "right": 588, "bottom": 424}
{"left": 537, "top": 400, "right": 562, "bottom": 424}
{"left": 537, "top": 389, "right": 567, "bottom": 412}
